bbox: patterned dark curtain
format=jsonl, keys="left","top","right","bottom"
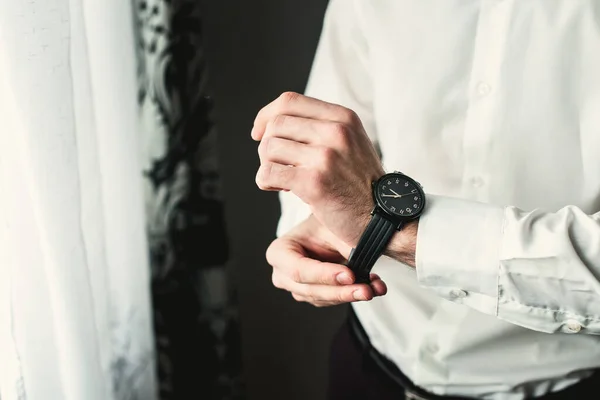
{"left": 134, "top": 0, "right": 245, "bottom": 399}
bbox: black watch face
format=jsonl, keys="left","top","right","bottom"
{"left": 374, "top": 174, "right": 425, "bottom": 218}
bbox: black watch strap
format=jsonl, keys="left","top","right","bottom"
{"left": 347, "top": 213, "right": 402, "bottom": 284}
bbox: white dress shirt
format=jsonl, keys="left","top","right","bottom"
{"left": 277, "top": 1, "right": 600, "bottom": 399}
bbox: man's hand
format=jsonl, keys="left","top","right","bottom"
{"left": 267, "top": 216, "right": 387, "bottom": 307}
{"left": 252, "top": 92, "right": 385, "bottom": 248}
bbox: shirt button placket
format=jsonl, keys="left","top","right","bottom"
{"left": 476, "top": 82, "right": 492, "bottom": 97}
{"left": 461, "top": 1, "right": 512, "bottom": 200}
{"left": 470, "top": 176, "right": 485, "bottom": 188}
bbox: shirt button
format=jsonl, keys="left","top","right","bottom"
{"left": 470, "top": 176, "right": 485, "bottom": 188}
{"left": 565, "top": 320, "right": 582, "bottom": 333}
{"left": 425, "top": 342, "right": 439, "bottom": 354}
{"left": 477, "top": 82, "right": 492, "bottom": 96}
{"left": 450, "top": 289, "right": 468, "bottom": 299}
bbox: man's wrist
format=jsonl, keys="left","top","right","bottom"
{"left": 384, "top": 219, "right": 418, "bottom": 268}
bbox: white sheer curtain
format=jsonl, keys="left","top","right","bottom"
{"left": 0, "top": 1, "right": 156, "bottom": 400}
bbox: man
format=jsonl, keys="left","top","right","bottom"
{"left": 253, "top": 1, "right": 600, "bottom": 399}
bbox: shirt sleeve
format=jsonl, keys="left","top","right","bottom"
{"left": 277, "top": 0, "right": 378, "bottom": 237}
{"left": 417, "top": 195, "right": 600, "bottom": 335}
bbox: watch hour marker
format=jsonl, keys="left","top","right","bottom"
{"left": 390, "top": 206, "right": 396, "bottom": 212}
{"left": 406, "top": 208, "right": 412, "bottom": 212}
{"left": 405, "top": 182, "right": 409, "bottom": 187}
{"left": 414, "top": 196, "right": 419, "bottom": 201}
{"left": 414, "top": 204, "right": 418, "bottom": 208}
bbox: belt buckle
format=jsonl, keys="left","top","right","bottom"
{"left": 405, "top": 389, "right": 429, "bottom": 400}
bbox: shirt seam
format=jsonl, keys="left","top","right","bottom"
{"left": 499, "top": 271, "right": 582, "bottom": 281}
{"left": 495, "top": 207, "right": 509, "bottom": 317}
{"left": 499, "top": 299, "right": 600, "bottom": 323}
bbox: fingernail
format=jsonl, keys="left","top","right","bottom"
{"left": 336, "top": 273, "right": 353, "bottom": 285}
{"left": 250, "top": 126, "right": 258, "bottom": 139}
{"left": 353, "top": 290, "right": 365, "bottom": 301}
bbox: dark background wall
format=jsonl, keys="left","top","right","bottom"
{"left": 201, "top": 2, "right": 347, "bottom": 400}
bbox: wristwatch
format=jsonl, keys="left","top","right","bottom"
{"left": 347, "top": 171, "right": 426, "bottom": 284}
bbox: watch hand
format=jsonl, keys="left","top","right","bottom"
{"left": 389, "top": 189, "right": 401, "bottom": 196}
{"left": 399, "top": 191, "right": 418, "bottom": 197}
{"left": 382, "top": 192, "right": 418, "bottom": 198}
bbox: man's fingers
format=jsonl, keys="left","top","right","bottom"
{"left": 370, "top": 274, "right": 388, "bottom": 297}
{"left": 291, "top": 292, "right": 307, "bottom": 303}
{"left": 255, "top": 162, "right": 298, "bottom": 191}
{"left": 290, "top": 293, "right": 356, "bottom": 308}
{"left": 267, "top": 239, "right": 354, "bottom": 285}
{"left": 290, "top": 281, "right": 385, "bottom": 307}
{"left": 297, "top": 281, "right": 376, "bottom": 303}
{"left": 270, "top": 258, "right": 386, "bottom": 306}
{"left": 264, "top": 115, "right": 318, "bottom": 144}
{"left": 262, "top": 115, "right": 348, "bottom": 147}
{"left": 276, "top": 272, "right": 376, "bottom": 304}
{"left": 258, "top": 136, "right": 315, "bottom": 166}
{"left": 251, "top": 92, "right": 358, "bottom": 141}
{"left": 266, "top": 229, "right": 388, "bottom": 308}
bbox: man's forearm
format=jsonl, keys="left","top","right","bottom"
{"left": 384, "top": 220, "right": 418, "bottom": 268}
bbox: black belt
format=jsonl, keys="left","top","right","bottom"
{"left": 347, "top": 309, "right": 598, "bottom": 400}
{"left": 348, "top": 309, "right": 467, "bottom": 400}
